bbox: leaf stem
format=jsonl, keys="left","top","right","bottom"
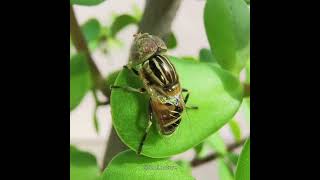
{"left": 190, "top": 137, "right": 248, "bottom": 167}
{"left": 92, "top": 89, "right": 109, "bottom": 106}
{"left": 243, "top": 83, "right": 250, "bottom": 97}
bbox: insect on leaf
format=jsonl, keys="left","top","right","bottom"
{"left": 111, "top": 56, "right": 243, "bottom": 157}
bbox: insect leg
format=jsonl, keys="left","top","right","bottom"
{"left": 184, "top": 92, "right": 190, "bottom": 104}
{"left": 183, "top": 89, "right": 199, "bottom": 109}
{"left": 137, "top": 100, "right": 153, "bottom": 155}
{"left": 111, "top": 85, "right": 146, "bottom": 94}
{"left": 186, "top": 106, "right": 198, "bottom": 109}
{"left": 182, "top": 88, "right": 188, "bottom": 92}
{"left": 123, "top": 65, "right": 139, "bottom": 76}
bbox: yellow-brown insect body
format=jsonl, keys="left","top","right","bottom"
{"left": 139, "top": 54, "right": 185, "bottom": 135}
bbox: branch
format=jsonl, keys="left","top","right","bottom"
{"left": 70, "top": 6, "right": 111, "bottom": 98}
{"left": 138, "top": 0, "right": 182, "bottom": 41}
{"left": 191, "top": 137, "right": 248, "bottom": 167}
{"left": 101, "top": 128, "right": 128, "bottom": 170}
{"left": 244, "top": 83, "right": 250, "bottom": 97}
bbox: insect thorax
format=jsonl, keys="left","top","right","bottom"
{"left": 140, "top": 54, "right": 181, "bottom": 95}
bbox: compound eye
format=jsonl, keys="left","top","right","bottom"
{"left": 164, "top": 102, "right": 172, "bottom": 106}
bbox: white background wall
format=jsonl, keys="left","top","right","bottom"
{"left": 70, "top": 1, "right": 249, "bottom": 179}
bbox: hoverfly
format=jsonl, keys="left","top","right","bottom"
{"left": 111, "top": 33, "right": 198, "bottom": 154}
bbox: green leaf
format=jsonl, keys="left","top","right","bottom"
{"left": 228, "top": 119, "right": 242, "bottom": 142}
{"left": 105, "top": 70, "right": 120, "bottom": 86}
{"left": 70, "top": 145, "right": 101, "bottom": 180}
{"left": 82, "top": 19, "right": 101, "bottom": 43}
{"left": 235, "top": 138, "right": 250, "bottom": 180}
{"left": 70, "top": 53, "right": 92, "bottom": 111}
{"left": 199, "top": 48, "right": 217, "bottom": 63}
{"left": 71, "top": 0, "right": 105, "bottom": 6}
{"left": 175, "top": 160, "right": 192, "bottom": 175}
{"left": 206, "top": 133, "right": 227, "bottom": 155}
{"left": 166, "top": 32, "right": 177, "bottom": 49}
{"left": 241, "top": 97, "right": 250, "bottom": 123}
{"left": 218, "top": 158, "right": 234, "bottom": 180}
{"left": 194, "top": 143, "right": 212, "bottom": 159}
{"left": 70, "top": 39, "right": 76, "bottom": 57}
{"left": 110, "top": 15, "right": 138, "bottom": 37}
{"left": 111, "top": 56, "right": 243, "bottom": 157}
{"left": 204, "top": 0, "right": 250, "bottom": 74}
{"left": 226, "top": 152, "right": 239, "bottom": 166}
{"left": 81, "top": 19, "right": 101, "bottom": 51}
{"left": 180, "top": 56, "right": 198, "bottom": 62}
{"left": 102, "top": 150, "right": 194, "bottom": 180}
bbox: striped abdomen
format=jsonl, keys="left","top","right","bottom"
{"left": 140, "top": 54, "right": 185, "bottom": 135}
{"left": 150, "top": 99, "right": 184, "bottom": 135}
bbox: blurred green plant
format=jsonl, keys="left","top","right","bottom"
{"left": 70, "top": 145, "right": 101, "bottom": 180}
{"left": 235, "top": 138, "right": 250, "bottom": 180}
{"left": 204, "top": 0, "right": 250, "bottom": 75}
{"left": 70, "top": 0, "right": 250, "bottom": 179}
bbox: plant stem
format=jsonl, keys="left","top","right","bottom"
{"left": 70, "top": 6, "right": 111, "bottom": 98}
{"left": 244, "top": 83, "right": 250, "bottom": 97}
{"left": 191, "top": 137, "right": 248, "bottom": 167}
{"left": 101, "top": 128, "right": 128, "bottom": 170}
{"left": 138, "top": 0, "right": 182, "bottom": 39}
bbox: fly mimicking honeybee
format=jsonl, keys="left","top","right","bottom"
{"left": 111, "top": 33, "right": 198, "bottom": 154}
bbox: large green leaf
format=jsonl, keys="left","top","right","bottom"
{"left": 70, "top": 53, "right": 92, "bottom": 111}
{"left": 110, "top": 15, "right": 138, "bottom": 37}
{"left": 111, "top": 56, "right": 243, "bottom": 157}
{"left": 235, "top": 138, "right": 250, "bottom": 180}
{"left": 70, "top": 145, "right": 100, "bottom": 180}
{"left": 102, "top": 150, "right": 194, "bottom": 180}
{"left": 71, "top": 0, "right": 105, "bottom": 6}
{"left": 218, "top": 158, "right": 234, "bottom": 180}
{"left": 204, "top": 0, "right": 250, "bottom": 74}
